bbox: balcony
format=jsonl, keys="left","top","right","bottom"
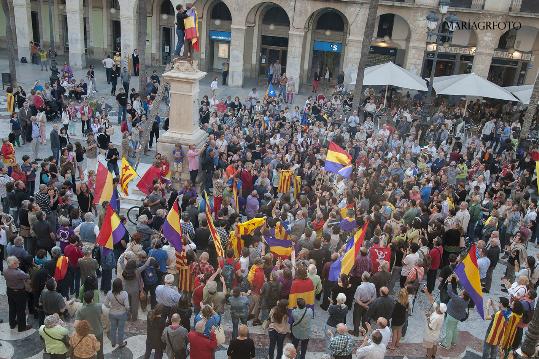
{"left": 511, "top": 0, "right": 539, "bottom": 13}
{"left": 380, "top": 0, "right": 416, "bottom": 4}
{"left": 449, "top": 0, "right": 485, "bottom": 9}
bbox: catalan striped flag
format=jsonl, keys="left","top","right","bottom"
{"left": 329, "top": 221, "right": 368, "bottom": 281}
{"left": 229, "top": 230, "right": 242, "bottom": 258}
{"left": 278, "top": 170, "right": 293, "bottom": 193}
{"left": 54, "top": 256, "right": 69, "bottom": 281}
{"left": 120, "top": 157, "right": 137, "bottom": 195}
{"left": 162, "top": 199, "right": 183, "bottom": 252}
{"left": 454, "top": 244, "right": 484, "bottom": 319}
{"left": 94, "top": 162, "right": 114, "bottom": 205}
{"left": 485, "top": 309, "right": 510, "bottom": 346}
{"left": 237, "top": 217, "right": 266, "bottom": 236}
{"left": 288, "top": 278, "right": 315, "bottom": 312}
{"left": 96, "top": 204, "right": 127, "bottom": 252}
{"left": 501, "top": 312, "right": 523, "bottom": 350}
{"left": 324, "top": 141, "right": 352, "bottom": 178}
{"left": 293, "top": 176, "right": 301, "bottom": 199}
{"left": 233, "top": 178, "right": 239, "bottom": 213}
{"left": 184, "top": 8, "right": 199, "bottom": 52}
{"left": 265, "top": 221, "right": 293, "bottom": 258}
{"left": 204, "top": 192, "right": 224, "bottom": 258}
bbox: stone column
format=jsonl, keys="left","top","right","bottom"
{"left": 472, "top": 31, "right": 498, "bottom": 78}
{"left": 102, "top": 0, "right": 110, "bottom": 52}
{"left": 228, "top": 24, "right": 246, "bottom": 87}
{"left": 119, "top": 0, "right": 137, "bottom": 67}
{"left": 157, "top": 60, "right": 208, "bottom": 183}
{"left": 406, "top": 42, "right": 427, "bottom": 75}
{"left": 66, "top": 0, "right": 86, "bottom": 69}
{"left": 342, "top": 36, "right": 363, "bottom": 88}
{"left": 286, "top": 30, "right": 305, "bottom": 93}
{"left": 13, "top": 0, "right": 32, "bottom": 61}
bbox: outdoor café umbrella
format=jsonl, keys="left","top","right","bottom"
{"left": 350, "top": 61, "right": 428, "bottom": 106}
{"left": 504, "top": 85, "right": 533, "bottom": 104}
{"left": 433, "top": 73, "right": 518, "bottom": 113}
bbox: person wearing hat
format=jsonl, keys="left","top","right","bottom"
{"left": 39, "top": 313, "right": 69, "bottom": 358}
{"left": 422, "top": 287, "right": 447, "bottom": 359}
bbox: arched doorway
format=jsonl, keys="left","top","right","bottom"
{"left": 305, "top": 9, "right": 347, "bottom": 84}
{"left": 370, "top": 13, "right": 409, "bottom": 67}
{"left": 422, "top": 27, "right": 477, "bottom": 78}
{"left": 245, "top": 3, "right": 290, "bottom": 83}
{"left": 158, "top": 0, "right": 175, "bottom": 64}
{"left": 488, "top": 26, "right": 539, "bottom": 86}
{"left": 206, "top": 1, "right": 232, "bottom": 71}
{"left": 109, "top": 0, "right": 121, "bottom": 54}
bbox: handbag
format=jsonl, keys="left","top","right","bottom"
{"left": 214, "top": 325, "right": 225, "bottom": 345}
{"left": 68, "top": 335, "right": 87, "bottom": 358}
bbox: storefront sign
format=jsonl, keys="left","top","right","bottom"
{"left": 369, "top": 46, "right": 397, "bottom": 56}
{"left": 493, "top": 50, "right": 534, "bottom": 61}
{"left": 313, "top": 40, "right": 342, "bottom": 53}
{"left": 209, "top": 30, "right": 231, "bottom": 42}
{"left": 433, "top": 45, "right": 476, "bottom": 55}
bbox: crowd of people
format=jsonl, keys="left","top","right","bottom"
{"left": 2, "top": 26, "right": 539, "bottom": 359}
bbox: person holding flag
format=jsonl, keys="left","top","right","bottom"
{"left": 174, "top": 4, "right": 189, "bottom": 57}
{"left": 120, "top": 157, "right": 137, "bottom": 195}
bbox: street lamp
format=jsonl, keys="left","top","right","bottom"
{"left": 424, "top": 0, "right": 459, "bottom": 122}
{"left": 48, "top": 0, "right": 59, "bottom": 85}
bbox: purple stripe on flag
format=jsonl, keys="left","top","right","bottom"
{"left": 111, "top": 224, "right": 126, "bottom": 245}
{"left": 454, "top": 263, "right": 484, "bottom": 319}
{"left": 265, "top": 236, "right": 293, "bottom": 248}
{"left": 340, "top": 218, "right": 357, "bottom": 232}
{"left": 328, "top": 258, "right": 342, "bottom": 282}
{"left": 162, "top": 221, "right": 183, "bottom": 252}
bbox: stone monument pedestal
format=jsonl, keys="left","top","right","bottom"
{"left": 157, "top": 60, "right": 208, "bottom": 186}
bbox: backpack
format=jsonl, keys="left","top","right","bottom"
{"left": 142, "top": 265, "right": 158, "bottom": 287}
{"left": 222, "top": 260, "right": 238, "bottom": 290}
{"left": 522, "top": 300, "right": 534, "bottom": 324}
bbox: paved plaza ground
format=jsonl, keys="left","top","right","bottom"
{"left": 0, "top": 56, "right": 524, "bottom": 359}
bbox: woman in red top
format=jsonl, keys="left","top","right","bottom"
{"left": 10, "top": 164, "right": 26, "bottom": 185}
{"left": 1, "top": 139, "right": 16, "bottom": 170}
{"left": 188, "top": 321, "right": 218, "bottom": 359}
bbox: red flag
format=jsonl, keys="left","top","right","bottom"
{"left": 369, "top": 245, "right": 391, "bottom": 273}
{"left": 136, "top": 165, "right": 162, "bottom": 195}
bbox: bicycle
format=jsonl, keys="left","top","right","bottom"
{"left": 127, "top": 205, "right": 143, "bottom": 225}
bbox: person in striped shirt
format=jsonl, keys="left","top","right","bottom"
{"left": 483, "top": 297, "right": 511, "bottom": 359}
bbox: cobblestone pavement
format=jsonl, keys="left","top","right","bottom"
{"left": 0, "top": 55, "right": 530, "bottom": 359}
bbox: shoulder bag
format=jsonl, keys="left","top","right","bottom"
{"left": 42, "top": 328, "right": 70, "bottom": 348}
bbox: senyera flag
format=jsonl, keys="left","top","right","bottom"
{"left": 162, "top": 198, "right": 183, "bottom": 252}
{"left": 96, "top": 204, "right": 126, "bottom": 252}
{"left": 324, "top": 141, "right": 353, "bottom": 178}
{"left": 204, "top": 191, "right": 224, "bottom": 258}
{"left": 454, "top": 244, "right": 484, "bottom": 319}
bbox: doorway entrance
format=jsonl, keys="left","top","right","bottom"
{"left": 112, "top": 20, "right": 121, "bottom": 53}
{"left": 161, "top": 27, "right": 173, "bottom": 65}
{"left": 259, "top": 35, "right": 288, "bottom": 82}
{"left": 31, "top": 11, "right": 40, "bottom": 44}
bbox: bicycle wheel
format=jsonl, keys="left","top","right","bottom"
{"left": 127, "top": 206, "right": 140, "bottom": 225}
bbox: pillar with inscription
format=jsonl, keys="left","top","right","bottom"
{"left": 157, "top": 60, "right": 208, "bottom": 184}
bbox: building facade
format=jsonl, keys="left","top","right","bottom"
{"left": 1, "top": 0, "right": 538, "bottom": 91}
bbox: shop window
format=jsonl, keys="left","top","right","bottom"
{"left": 377, "top": 14, "right": 394, "bottom": 39}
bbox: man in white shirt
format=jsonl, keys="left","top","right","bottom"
{"left": 374, "top": 317, "right": 391, "bottom": 347}
{"left": 454, "top": 202, "right": 471, "bottom": 233}
{"left": 102, "top": 55, "right": 115, "bottom": 84}
{"left": 356, "top": 328, "right": 386, "bottom": 359}
{"left": 347, "top": 110, "right": 360, "bottom": 137}
{"left": 481, "top": 118, "right": 496, "bottom": 143}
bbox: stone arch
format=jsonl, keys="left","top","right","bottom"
{"left": 489, "top": 25, "right": 539, "bottom": 85}
{"left": 302, "top": 8, "right": 349, "bottom": 82}
{"left": 201, "top": 0, "right": 233, "bottom": 71}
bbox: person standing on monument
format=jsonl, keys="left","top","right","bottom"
{"left": 175, "top": 4, "right": 189, "bottom": 57}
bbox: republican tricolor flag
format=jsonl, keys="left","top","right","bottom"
{"left": 162, "top": 199, "right": 183, "bottom": 252}
{"left": 454, "top": 244, "right": 484, "bottom": 319}
{"left": 324, "top": 141, "right": 352, "bottom": 178}
{"left": 94, "top": 162, "right": 115, "bottom": 205}
{"left": 184, "top": 8, "right": 200, "bottom": 52}
{"left": 96, "top": 204, "right": 127, "bottom": 252}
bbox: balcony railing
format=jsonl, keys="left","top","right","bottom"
{"left": 511, "top": 0, "right": 539, "bottom": 13}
